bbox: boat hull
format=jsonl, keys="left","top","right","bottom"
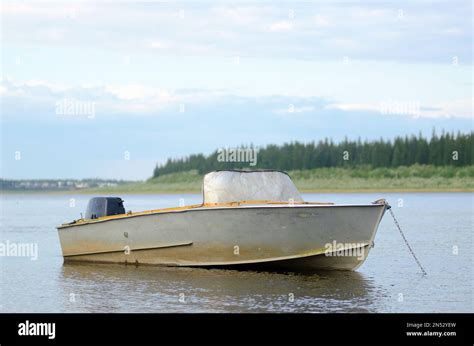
{"left": 57, "top": 203, "right": 387, "bottom": 271}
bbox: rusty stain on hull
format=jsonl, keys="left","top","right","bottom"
{"left": 62, "top": 242, "right": 372, "bottom": 270}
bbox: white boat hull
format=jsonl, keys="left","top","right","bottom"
{"left": 58, "top": 203, "right": 387, "bottom": 271}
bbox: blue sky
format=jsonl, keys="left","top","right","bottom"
{"left": 1, "top": 1, "right": 472, "bottom": 180}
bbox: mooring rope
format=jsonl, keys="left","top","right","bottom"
{"left": 388, "top": 208, "right": 427, "bottom": 276}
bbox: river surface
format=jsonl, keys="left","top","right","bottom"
{"left": 0, "top": 192, "right": 472, "bottom": 313}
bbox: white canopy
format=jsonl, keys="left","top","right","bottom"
{"left": 202, "top": 170, "right": 304, "bottom": 204}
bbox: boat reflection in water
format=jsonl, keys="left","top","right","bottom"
{"left": 59, "top": 262, "right": 384, "bottom": 313}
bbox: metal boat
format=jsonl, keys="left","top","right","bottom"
{"left": 57, "top": 170, "right": 389, "bottom": 270}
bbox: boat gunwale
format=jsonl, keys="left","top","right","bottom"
{"left": 57, "top": 200, "right": 387, "bottom": 229}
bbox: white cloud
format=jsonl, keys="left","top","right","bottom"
{"left": 422, "top": 98, "right": 473, "bottom": 119}
{"left": 326, "top": 99, "right": 473, "bottom": 119}
{"left": 4, "top": 76, "right": 472, "bottom": 120}
{"left": 273, "top": 105, "right": 316, "bottom": 115}
{"left": 12, "top": 79, "right": 70, "bottom": 92}
{"left": 38, "top": 27, "right": 66, "bottom": 41}
{"left": 145, "top": 39, "right": 169, "bottom": 49}
{"left": 325, "top": 103, "right": 380, "bottom": 112}
{"left": 313, "top": 15, "right": 330, "bottom": 27}
{"left": 323, "top": 37, "right": 360, "bottom": 50}
{"left": 210, "top": 6, "right": 264, "bottom": 26}
{"left": 104, "top": 84, "right": 173, "bottom": 102}
{"left": 2, "top": 3, "right": 82, "bottom": 19}
{"left": 351, "top": 8, "right": 393, "bottom": 21}
{"left": 1, "top": 78, "right": 230, "bottom": 116}
{"left": 2, "top": 2, "right": 471, "bottom": 63}
{"left": 441, "top": 27, "right": 463, "bottom": 35}
{"left": 267, "top": 20, "right": 294, "bottom": 32}
{"left": 145, "top": 38, "right": 212, "bottom": 54}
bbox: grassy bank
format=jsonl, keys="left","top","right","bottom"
{"left": 78, "top": 165, "right": 474, "bottom": 194}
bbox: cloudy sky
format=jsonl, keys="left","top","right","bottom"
{"left": 1, "top": 0, "right": 472, "bottom": 180}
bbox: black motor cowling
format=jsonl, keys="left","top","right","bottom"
{"left": 85, "top": 197, "right": 125, "bottom": 219}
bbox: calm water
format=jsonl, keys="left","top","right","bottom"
{"left": 0, "top": 192, "right": 472, "bottom": 313}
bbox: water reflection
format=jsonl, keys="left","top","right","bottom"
{"left": 59, "top": 262, "right": 383, "bottom": 313}
{"left": 3, "top": 193, "right": 470, "bottom": 313}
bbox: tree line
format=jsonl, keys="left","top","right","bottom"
{"left": 153, "top": 130, "right": 473, "bottom": 177}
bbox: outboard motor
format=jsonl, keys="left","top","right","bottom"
{"left": 85, "top": 197, "right": 125, "bottom": 219}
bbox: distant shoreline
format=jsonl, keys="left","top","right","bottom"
{"left": 3, "top": 165, "right": 473, "bottom": 195}
{"left": 2, "top": 187, "right": 472, "bottom": 195}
